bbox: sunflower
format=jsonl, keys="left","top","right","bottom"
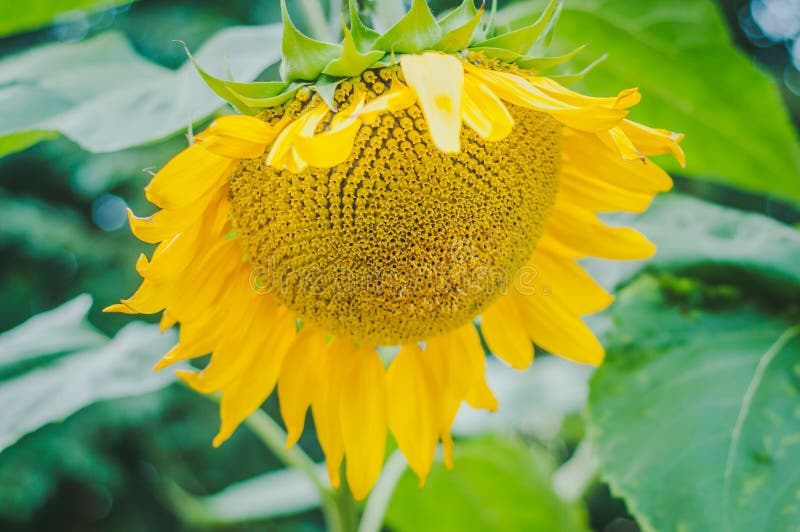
{"left": 106, "top": 0, "right": 684, "bottom": 500}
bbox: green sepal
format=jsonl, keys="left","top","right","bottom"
{"left": 181, "top": 41, "right": 261, "bottom": 114}
{"left": 232, "top": 83, "right": 306, "bottom": 110}
{"left": 468, "top": 46, "right": 523, "bottom": 62}
{"left": 280, "top": 0, "right": 342, "bottom": 82}
{"left": 348, "top": 0, "right": 380, "bottom": 49}
{"left": 373, "top": 0, "right": 442, "bottom": 53}
{"left": 515, "top": 44, "right": 586, "bottom": 72}
{"left": 323, "top": 25, "right": 385, "bottom": 78}
{"left": 550, "top": 54, "right": 607, "bottom": 85}
{"left": 313, "top": 76, "right": 341, "bottom": 109}
{"left": 474, "top": 0, "right": 561, "bottom": 55}
{"left": 435, "top": 1, "right": 484, "bottom": 52}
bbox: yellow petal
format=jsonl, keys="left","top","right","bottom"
{"left": 400, "top": 52, "right": 464, "bottom": 153}
{"left": 277, "top": 326, "right": 328, "bottom": 448}
{"left": 211, "top": 307, "right": 297, "bottom": 446}
{"left": 462, "top": 75, "right": 514, "bottom": 142}
{"left": 359, "top": 81, "right": 416, "bottom": 123}
{"left": 452, "top": 324, "right": 498, "bottom": 412}
{"left": 145, "top": 144, "right": 236, "bottom": 210}
{"left": 527, "top": 248, "right": 614, "bottom": 315}
{"left": 511, "top": 289, "right": 605, "bottom": 365}
{"left": 563, "top": 129, "right": 673, "bottom": 193}
{"left": 464, "top": 65, "right": 627, "bottom": 132}
{"left": 481, "top": 297, "right": 534, "bottom": 370}
{"left": 312, "top": 342, "right": 347, "bottom": 490}
{"left": 340, "top": 344, "right": 387, "bottom": 500}
{"left": 547, "top": 200, "right": 656, "bottom": 260}
{"left": 179, "top": 296, "right": 274, "bottom": 394}
{"left": 199, "top": 115, "right": 278, "bottom": 159}
{"left": 621, "top": 119, "right": 686, "bottom": 167}
{"left": 292, "top": 116, "right": 362, "bottom": 168}
{"left": 267, "top": 105, "right": 329, "bottom": 170}
{"left": 559, "top": 166, "right": 654, "bottom": 214}
{"left": 387, "top": 344, "right": 439, "bottom": 485}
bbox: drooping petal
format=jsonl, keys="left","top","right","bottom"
{"left": 312, "top": 342, "right": 347, "bottom": 490}
{"left": 277, "top": 326, "right": 328, "bottom": 448}
{"left": 546, "top": 200, "right": 656, "bottom": 260}
{"left": 481, "top": 297, "right": 534, "bottom": 370}
{"left": 339, "top": 344, "right": 388, "bottom": 501}
{"left": 387, "top": 344, "right": 439, "bottom": 484}
{"left": 211, "top": 309, "right": 297, "bottom": 447}
{"left": 401, "top": 52, "right": 464, "bottom": 153}
{"left": 621, "top": 119, "right": 686, "bottom": 166}
{"left": 199, "top": 115, "right": 279, "bottom": 159}
{"left": 464, "top": 64, "right": 628, "bottom": 132}
{"left": 462, "top": 75, "right": 514, "bottom": 142}
{"left": 511, "top": 289, "right": 605, "bottom": 365}
{"left": 145, "top": 144, "right": 237, "bottom": 210}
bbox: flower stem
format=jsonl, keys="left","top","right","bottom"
{"left": 357, "top": 451, "right": 408, "bottom": 532}
{"left": 298, "top": 0, "right": 332, "bottom": 41}
{"left": 243, "top": 408, "right": 347, "bottom": 532}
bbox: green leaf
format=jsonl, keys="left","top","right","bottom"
{"left": 373, "top": 0, "right": 442, "bottom": 53}
{"left": 0, "top": 296, "right": 178, "bottom": 453}
{"left": 323, "top": 25, "right": 385, "bottom": 78}
{"left": 386, "top": 436, "right": 587, "bottom": 531}
{"left": 474, "top": 0, "right": 561, "bottom": 54}
{"left": 0, "top": 295, "right": 105, "bottom": 369}
{"left": 0, "top": 25, "right": 282, "bottom": 157}
{"left": 435, "top": 0, "right": 483, "bottom": 52}
{"left": 586, "top": 274, "right": 800, "bottom": 532}
{"left": 501, "top": 0, "right": 800, "bottom": 205}
{"left": 0, "top": 0, "right": 135, "bottom": 38}
{"left": 280, "top": 0, "right": 342, "bottom": 82}
{"left": 583, "top": 194, "right": 800, "bottom": 297}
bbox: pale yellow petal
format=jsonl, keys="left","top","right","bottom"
{"left": 462, "top": 75, "right": 514, "bottom": 142}
{"left": 400, "top": 52, "right": 464, "bottom": 153}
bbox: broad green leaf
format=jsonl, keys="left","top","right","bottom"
{"left": 0, "top": 24, "right": 282, "bottom": 157}
{"left": 500, "top": 0, "right": 800, "bottom": 205}
{"left": 453, "top": 357, "right": 592, "bottom": 441}
{"left": 0, "top": 0, "right": 134, "bottom": 38}
{"left": 0, "top": 295, "right": 105, "bottom": 368}
{"left": 586, "top": 275, "right": 800, "bottom": 531}
{"left": 0, "top": 296, "right": 177, "bottom": 453}
{"left": 166, "top": 465, "right": 328, "bottom": 526}
{"left": 582, "top": 194, "right": 800, "bottom": 296}
{"left": 386, "top": 436, "right": 587, "bottom": 531}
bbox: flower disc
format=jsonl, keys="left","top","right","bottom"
{"left": 230, "top": 90, "right": 561, "bottom": 345}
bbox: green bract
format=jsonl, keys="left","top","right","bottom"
{"left": 194, "top": 0, "right": 590, "bottom": 115}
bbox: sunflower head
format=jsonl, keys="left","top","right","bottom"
{"left": 108, "top": 0, "right": 684, "bottom": 501}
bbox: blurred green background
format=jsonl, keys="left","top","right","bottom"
{"left": 1, "top": 1, "right": 799, "bottom": 531}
